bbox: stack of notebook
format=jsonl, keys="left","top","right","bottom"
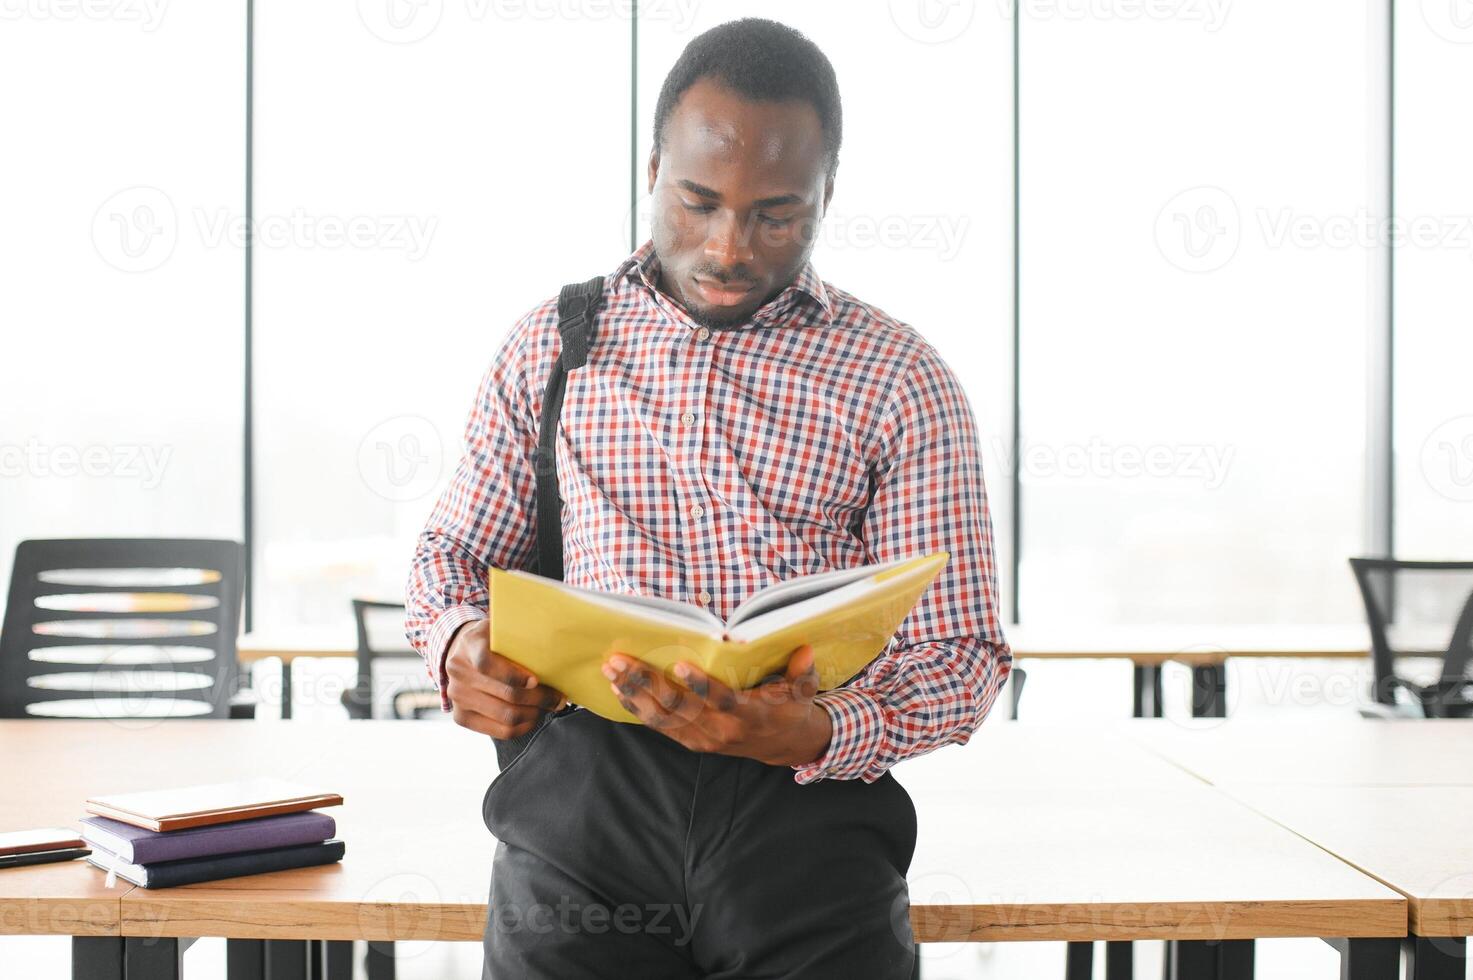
{"left": 79, "top": 777, "right": 345, "bottom": 889}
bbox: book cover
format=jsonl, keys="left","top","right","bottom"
{"left": 79, "top": 810, "right": 336, "bottom": 865}
{"left": 489, "top": 551, "right": 948, "bottom": 724}
{"left": 0, "top": 827, "right": 84, "bottom": 857}
{"left": 86, "top": 838, "right": 346, "bottom": 889}
{"left": 83, "top": 778, "right": 343, "bottom": 832}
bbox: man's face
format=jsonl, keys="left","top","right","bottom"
{"left": 647, "top": 77, "right": 834, "bottom": 329}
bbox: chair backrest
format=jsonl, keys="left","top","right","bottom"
{"left": 0, "top": 538, "right": 245, "bottom": 720}
{"left": 343, "top": 599, "right": 423, "bottom": 719}
{"left": 1348, "top": 557, "right": 1473, "bottom": 709}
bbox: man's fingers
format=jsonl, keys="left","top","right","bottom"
{"left": 606, "top": 656, "right": 715, "bottom": 737}
{"left": 784, "top": 644, "right": 820, "bottom": 700}
{"left": 449, "top": 701, "right": 541, "bottom": 740}
{"left": 455, "top": 651, "right": 565, "bottom": 709}
{"left": 449, "top": 682, "right": 546, "bottom": 730}
{"left": 673, "top": 661, "right": 739, "bottom": 713}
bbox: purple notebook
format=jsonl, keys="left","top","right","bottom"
{"left": 78, "top": 810, "right": 336, "bottom": 865}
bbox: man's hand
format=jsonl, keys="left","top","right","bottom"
{"left": 602, "top": 644, "right": 833, "bottom": 767}
{"left": 445, "top": 619, "right": 566, "bottom": 739}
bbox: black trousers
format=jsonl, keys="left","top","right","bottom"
{"left": 480, "top": 706, "right": 918, "bottom": 979}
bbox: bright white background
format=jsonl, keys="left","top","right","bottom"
{"left": 1, "top": 2, "right": 1471, "bottom": 977}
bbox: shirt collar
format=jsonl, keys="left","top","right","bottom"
{"left": 614, "top": 239, "right": 833, "bottom": 329}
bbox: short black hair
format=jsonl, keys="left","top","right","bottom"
{"left": 652, "top": 18, "right": 842, "bottom": 178}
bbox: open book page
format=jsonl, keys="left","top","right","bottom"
{"left": 725, "top": 553, "right": 942, "bottom": 644}
{"left": 725, "top": 555, "right": 914, "bottom": 630}
{"left": 489, "top": 552, "right": 948, "bottom": 722}
{"left": 502, "top": 570, "right": 725, "bottom": 635}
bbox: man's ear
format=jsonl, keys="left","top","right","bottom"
{"left": 821, "top": 174, "right": 834, "bottom": 216}
{"left": 647, "top": 148, "right": 660, "bottom": 194}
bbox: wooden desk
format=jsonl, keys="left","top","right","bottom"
{"left": 1125, "top": 717, "right": 1473, "bottom": 787}
{"left": 236, "top": 631, "right": 358, "bottom": 665}
{"left": 0, "top": 719, "right": 1412, "bottom": 980}
{"left": 240, "top": 622, "right": 1389, "bottom": 666}
{"left": 899, "top": 723, "right": 1403, "bottom": 943}
{"left": 0, "top": 721, "right": 140, "bottom": 978}
{"left": 1228, "top": 785, "right": 1473, "bottom": 937}
{"left": 1125, "top": 718, "right": 1473, "bottom": 977}
{"left": 239, "top": 622, "right": 1393, "bottom": 722}
{"left": 1009, "top": 623, "right": 1401, "bottom": 721}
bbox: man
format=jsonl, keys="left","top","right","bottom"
{"left": 406, "top": 17, "right": 1011, "bottom": 979}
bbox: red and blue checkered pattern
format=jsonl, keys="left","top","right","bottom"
{"left": 406, "top": 240, "right": 1011, "bottom": 783}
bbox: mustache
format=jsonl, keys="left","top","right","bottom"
{"left": 691, "top": 268, "right": 757, "bottom": 286}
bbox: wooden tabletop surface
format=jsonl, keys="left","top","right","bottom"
{"left": 0, "top": 722, "right": 135, "bottom": 937}
{"left": 898, "top": 722, "right": 1404, "bottom": 943}
{"left": 1125, "top": 718, "right": 1473, "bottom": 787}
{"left": 1224, "top": 784, "right": 1473, "bottom": 938}
{"left": 238, "top": 621, "right": 1452, "bottom": 666}
{"left": 0, "top": 718, "right": 1411, "bottom": 945}
{"left": 1004, "top": 622, "right": 1445, "bottom": 664}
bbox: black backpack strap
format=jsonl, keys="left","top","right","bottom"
{"left": 532, "top": 276, "right": 604, "bottom": 582}
{"left": 496, "top": 276, "right": 604, "bottom": 770}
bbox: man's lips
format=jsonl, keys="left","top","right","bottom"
{"left": 692, "top": 275, "right": 756, "bottom": 307}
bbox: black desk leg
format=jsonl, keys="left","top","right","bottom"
{"left": 227, "top": 938, "right": 264, "bottom": 979}
{"left": 305, "top": 939, "right": 353, "bottom": 979}
{"left": 321, "top": 940, "right": 353, "bottom": 979}
{"left": 1066, "top": 940, "right": 1093, "bottom": 980}
{"left": 280, "top": 657, "right": 294, "bottom": 720}
{"left": 266, "top": 939, "right": 309, "bottom": 980}
{"left": 1191, "top": 664, "right": 1227, "bottom": 718}
{"left": 1169, "top": 938, "right": 1252, "bottom": 980}
{"left": 366, "top": 939, "right": 397, "bottom": 979}
{"left": 1133, "top": 664, "right": 1163, "bottom": 718}
{"left": 1010, "top": 665, "right": 1028, "bottom": 720}
{"left": 1106, "top": 939, "right": 1134, "bottom": 979}
{"left": 73, "top": 936, "right": 123, "bottom": 980}
{"left": 1408, "top": 935, "right": 1466, "bottom": 980}
{"left": 125, "top": 936, "right": 196, "bottom": 980}
{"left": 1326, "top": 937, "right": 1400, "bottom": 980}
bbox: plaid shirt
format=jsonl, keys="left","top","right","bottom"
{"left": 405, "top": 240, "right": 1011, "bottom": 784}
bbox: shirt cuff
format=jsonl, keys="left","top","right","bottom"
{"left": 791, "top": 686, "right": 890, "bottom": 785}
{"left": 425, "top": 604, "right": 487, "bottom": 712}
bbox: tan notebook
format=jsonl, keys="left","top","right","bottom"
{"left": 83, "top": 778, "right": 343, "bottom": 832}
{"left": 0, "top": 827, "right": 84, "bottom": 857}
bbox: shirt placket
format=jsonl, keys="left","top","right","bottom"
{"left": 670, "top": 322, "right": 718, "bottom": 613}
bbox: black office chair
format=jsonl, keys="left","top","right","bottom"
{"left": 0, "top": 538, "right": 254, "bottom": 719}
{"left": 340, "top": 599, "right": 437, "bottom": 720}
{"left": 1349, "top": 558, "right": 1473, "bottom": 719}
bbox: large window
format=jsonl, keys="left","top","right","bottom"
{"left": 638, "top": 1, "right": 1017, "bottom": 615}
{"left": 6, "top": 1, "right": 1465, "bottom": 659}
{"left": 0, "top": 6, "right": 245, "bottom": 601}
{"left": 1394, "top": 0, "right": 1473, "bottom": 558}
{"left": 1018, "top": 0, "right": 1371, "bottom": 625}
{"left": 251, "top": 3, "right": 630, "bottom": 632}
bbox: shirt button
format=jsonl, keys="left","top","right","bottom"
{"left": 688, "top": 503, "right": 705, "bottom": 519}
{"left": 696, "top": 590, "right": 712, "bottom": 606}
{"left": 680, "top": 412, "right": 696, "bottom": 426}
{"left": 695, "top": 327, "right": 711, "bottom": 341}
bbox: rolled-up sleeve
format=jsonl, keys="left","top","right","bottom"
{"left": 791, "top": 339, "right": 1012, "bottom": 784}
{"left": 405, "top": 314, "right": 541, "bottom": 711}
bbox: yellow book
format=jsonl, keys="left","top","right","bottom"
{"left": 488, "top": 551, "right": 949, "bottom": 724}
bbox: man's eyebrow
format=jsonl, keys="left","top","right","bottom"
{"left": 752, "top": 193, "right": 804, "bottom": 209}
{"left": 677, "top": 179, "right": 721, "bottom": 199}
{"left": 676, "top": 179, "right": 804, "bottom": 210}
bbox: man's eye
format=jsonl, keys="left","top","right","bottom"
{"left": 680, "top": 201, "right": 715, "bottom": 214}
{"left": 757, "top": 213, "right": 794, "bottom": 227}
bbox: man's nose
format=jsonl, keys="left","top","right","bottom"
{"left": 703, "top": 211, "right": 755, "bottom": 269}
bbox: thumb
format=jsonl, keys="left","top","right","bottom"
{"left": 785, "top": 644, "right": 818, "bottom": 699}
